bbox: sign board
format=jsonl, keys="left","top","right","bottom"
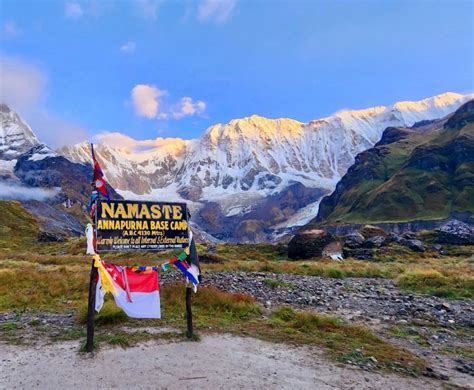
{"left": 95, "top": 200, "right": 189, "bottom": 251}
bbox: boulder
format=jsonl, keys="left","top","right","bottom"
{"left": 38, "top": 231, "right": 65, "bottom": 242}
{"left": 363, "top": 235, "right": 387, "bottom": 248}
{"left": 436, "top": 220, "right": 474, "bottom": 245}
{"left": 344, "top": 232, "right": 365, "bottom": 248}
{"left": 288, "top": 229, "right": 335, "bottom": 259}
{"left": 359, "top": 225, "right": 388, "bottom": 239}
{"left": 388, "top": 232, "right": 404, "bottom": 244}
{"left": 402, "top": 238, "right": 425, "bottom": 252}
{"left": 343, "top": 247, "right": 374, "bottom": 260}
{"left": 321, "top": 241, "right": 343, "bottom": 260}
{"left": 402, "top": 232, "right": 417, "bottom": 240}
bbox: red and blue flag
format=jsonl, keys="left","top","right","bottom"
{"left": 91, "top": 143, "right": 109, "bottom": 199}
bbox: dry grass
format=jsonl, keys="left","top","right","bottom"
{"left": 0, "top": 238, "right": 471, "bottom": 374}
{"left": 0, "top": 241, "right": 472, "bottom": 314}
{"left": 72, "top": 284, "right": 425, "bottom": 373}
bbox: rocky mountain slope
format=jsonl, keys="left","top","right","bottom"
{"left": 0, "top": 105, "right": 121, "bottom": 238}
{"left": 0, "top": 103, "right": 39, "bottom": 177}
{"left": 60, "top": 92, "right": 472, "bottom": 241}
{"left": 315, "top": 100, "right": 474, "bottom": 226}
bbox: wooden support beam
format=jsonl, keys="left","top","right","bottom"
{"left": 85, "top": 259, "right": 98, "bottom": 352}
{"left": 185, "top": 286, "right": 193, "bottom": 339}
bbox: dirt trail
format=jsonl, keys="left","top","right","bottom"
{"left": 1, "top": 334, "right": 440, "bottom": 390}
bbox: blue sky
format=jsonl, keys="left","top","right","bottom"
{"left": 1, "top": 0, "right": 473, "bottom": 147}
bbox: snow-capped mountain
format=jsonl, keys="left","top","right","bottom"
{"left": 0, "top": 104, "right": 40, "bottom": 175}
{"left": 0, "top": 104, "right": 125, "bottom": 238}
{"left": 60, "top": 92, "right": 472, "bottom": 241}
{"left": 1, "top": 92, "right": 471, "bottom": 242}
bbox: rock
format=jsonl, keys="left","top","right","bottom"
{"left": 38, "top": 231, "right": 65, "bottom": 242}
{"left": 342, "top": 247, "right": 374, "bottom": 260}
{"left": 455, "top": 362, "right": 474, "bottom": 375}
{"left": 402, "top": 232, "right": 417, "bottom": 240}
{"left": 435, "top": 303, "right": 451, "bottom": 312}
{"left": 206, "top": 244, "right": 217, "bottom": 253}
{"left": 423, "top": 367, "right": 449, "bottom": 381}
{"left": 321, "top": 241, "right": 343, "bottom": 260}
{"left": 288, "top": 229, "right": 335, "bottom": 259}
{"left": 387, "top": 232, "right": 403, "bottom": 244}
{"left": 436, "top": 220, "right": 474, "bottom": 245}
{"left": 363, "top": 235, "right": 386, "bottom": 248}
{"left": 358, "top": 225, "right": 388, "bottom": 239}
{"left": 344, "top": 232, "right": 365, "bottom": 249}
{"left": 432, "top": 244, "right": 442, "bottom": 252}
{"left": 401, "top": 238, "right": 425, "bottom": 252}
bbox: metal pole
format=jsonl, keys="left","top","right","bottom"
{"left": 185, "top": 286, "right": 193, "bottom": 339}
{"left": 85, "top": 258, "right": 98, "bottom": 352}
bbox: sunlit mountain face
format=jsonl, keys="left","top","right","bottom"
{"left": 1, "top": 92, "right": 472, "bottom": 242}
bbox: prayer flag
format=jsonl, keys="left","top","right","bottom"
{"left": 91, "top": 143, "right": 109, "bottom": 199}
{"left": 95, "top": 259, "right": 161, "bottom": 318}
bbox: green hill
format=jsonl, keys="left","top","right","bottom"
{"left": 0, "top": 200, "right": 39, "bottom": 249}
{"left": 316, "top": 100, "right": 474, "bottom": 224}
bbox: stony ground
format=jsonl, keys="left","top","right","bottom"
{"left": 1, "top": 270, "right": 473, "bottom": 389}
{"left": 162, "top": 271, "right": 474, "bottom": 387}
{"left": 175, "top": 271, "right": 473, "bottom": 327}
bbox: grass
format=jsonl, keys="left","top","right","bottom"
{"left": 0, "top": 241, "right": 472, "bottom": 314}
{"left": 389, "top": 323, "right": 474, "bottom": 360}
{"left": 319, "top": 122, "right": 474, "bottom": 224}
{"left": 78, "top": 301, "right": 128, "bottom": 326}
{"left": 397, "top": 269, "right": 474, "bottom": 299}
{"left": 0, "top": 201, "right": 39, "bottom": 250}
{"left": 0, "top": 235, "right": 472, "bottom": 375}
{"left": 0, "top": 279, "right": 427, "bottom": 374}
{"left": 262, "top": 278, "right": 295, "bottom": 289}
{"left": 242, "top": 306, "right": 426, "bottom": 374}
{"left": 95, "top": 330, "right": 185, "bottom": 348}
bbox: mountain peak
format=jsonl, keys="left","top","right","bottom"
{"left": 0, "top": 104, "right": 40, "bottom": 162}
{"left": 391, "top": 92, "right": 472, "bottom": 112}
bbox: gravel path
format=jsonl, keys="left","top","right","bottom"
{"left": 0, "top": 334, "right": 441, "bottom": 390}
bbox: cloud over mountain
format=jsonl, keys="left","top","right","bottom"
{"left": 131, "top": 84, "right": 207, "bottom": 120}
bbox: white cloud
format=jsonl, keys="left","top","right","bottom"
{"left": 2, "top": 21, "right": 21, "bottom": 38}
{"left": 65, "top": 2, "right": 84, "bottom": 19}
{"left": 131, "top": 84, "right": 206, "bottom": 120}
{"left": 198, "top": 0, "right": 236, "bottom": 23}
{"left": 94, "top": 132, "right": 185, "bottom": 154}
{"left": 0, "top": 182, "right": 60, "bottom": 201}
{"left": 131, "top": 84, "right": 167, "bottom": 119}
{"left": 0, "top": 56, "right": 47, "bottom": 111}
{"left": 0, "top": 55, "right": 89, "bottom": 148}
{"left": 120, "top": 41, "right": 136, "bottom": 54}
{"left": 135, "top": 0, "right": 160, "bottom": 20}
{"left": 172, "top": 97, "right": 206, "bottom": 119}
{"left": 130, "top": 84, "right": 206, "bottom": 120}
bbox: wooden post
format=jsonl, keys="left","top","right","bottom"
{"left": 185, "top": 286, "right": 193, "bottom": 339}
{"left": 85, "top": 258, "right": 98, "bottom": 352}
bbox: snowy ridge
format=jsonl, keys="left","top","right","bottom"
{"left": 60, "top": 92, "right": 472, "bottom": 221}
{"left": 0, "top": 104, "right": 39, "bottom": 164}
{"left": 1, "top": 92, "right": 471, "bottom": 241}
